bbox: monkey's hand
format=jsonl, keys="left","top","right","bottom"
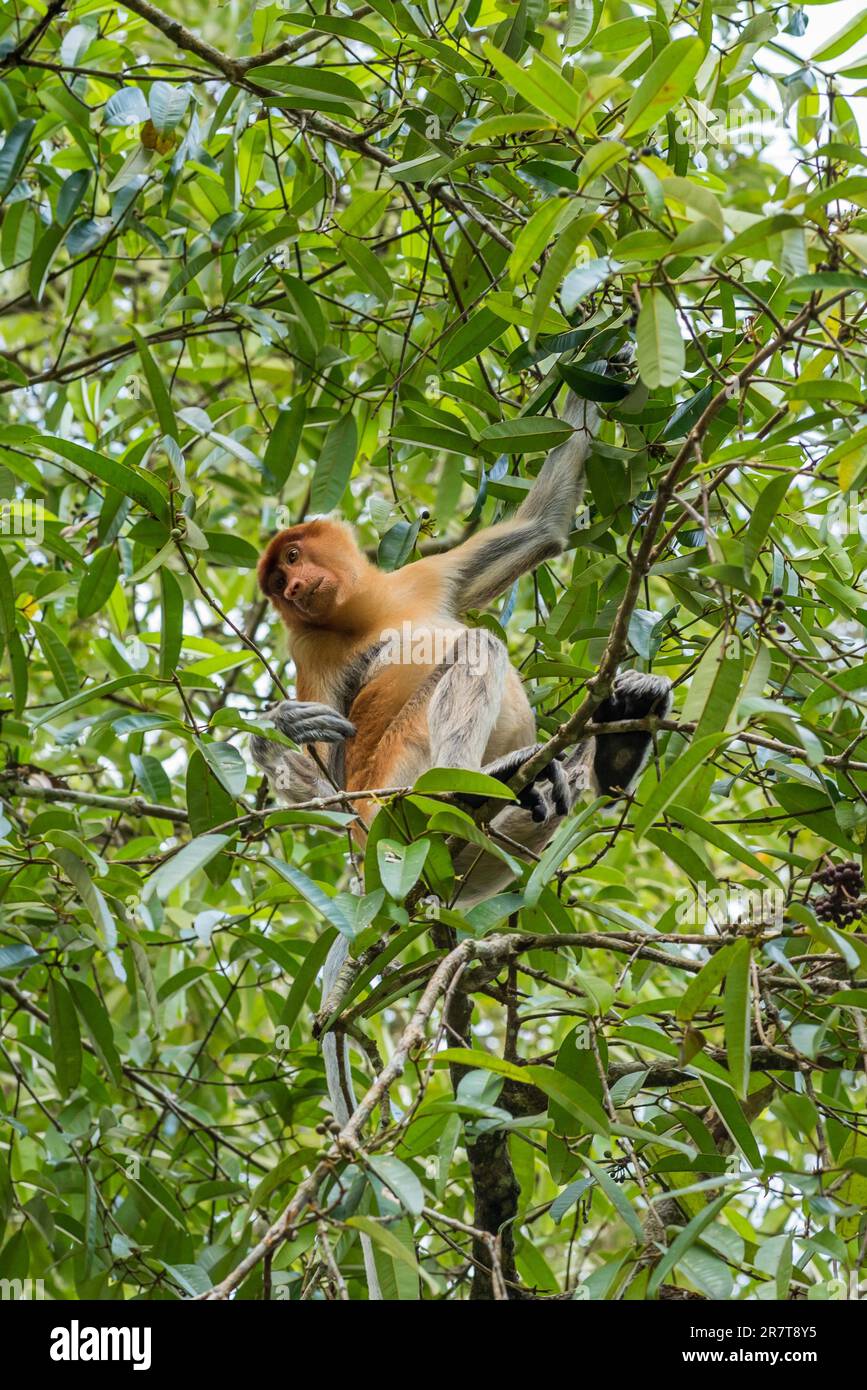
{"left": 470, "top": 744, "right": 572, "bottom": 823}
{"left": 250, "top": 700, "right": 355, "bottom": 769}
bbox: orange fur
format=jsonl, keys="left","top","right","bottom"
{"left": 260, "top": 521, "right": 457, "bottom": 789}
{"left": 259, "top": 515, "right": 540, "bottom": 810}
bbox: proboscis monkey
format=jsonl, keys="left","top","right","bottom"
{"left": 252, "top": 390, "right": 671, "bottom": 1296}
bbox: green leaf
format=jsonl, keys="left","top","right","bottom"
{"left": 32, "top": 621, "right": 78, "bottom": 699}
{"left": 263, "top": 397, "right": 306, "bottom": 489}
{"left": 279, "top": 929, "right": 337, "bottom": 1031}
{"left": 310, "top": 413, "right": 357, "bottom": 512}
{"left": 78, "top": 546, "right": 119, "bottom": 619}
{"left": 52, "top": 849, "right": 118, "bottom": 952}
{"left": 483, "top": 44, "right": 580, "bottom": 127}
{"left": 187, "top": 750, "right": 235, "bottom": 835}
{"left": 198, "top": 740, "right": 246, "bottom": 799}
{"left": 633, "top": 733, "right": 730, "bottom": 841}
{"left": 413, "top": 768, "right": 515, "bottom": 799}
{"left": 509, "top": 200, "right": 568, "bottom": 283}
{"left": 524, "top": 1066, "right": 611, "bottom": 1135}
{"left": 670, "top": 804, "right": 781, "bottom": 887}
{"left": 265, "top": 857, "right": 357, "bottom": 938}
{"left": 36, "top": 436, "right": 170, "bottom": 521}
{"left": 678, "top": 944, "right": 734, "bottom": 1021}
{"left": 367, "top": 1155, "right": 425, "bottom": 1215}
{"left": 159, "top": 568, "right": 183, "bottom": 679}
{"left": 700, "top": 1076, "right": 762, "bottom": 1166}
{"left": 648, "top": 1191, "right": 732, "bottom": 1296}
{"left": 437, "top": 1048, "right": 527, "bottom": 1083}
{"left": 743, "top": 472, "right": 793, "bottom": 575}
{"left": 131, "top": 329, "right": 178, "bottom": 440}
{"left": 479, "top": 416, "right": 574, "bottom": 454}
{"left": 530, "top": 215, "right": 587, "bottom": 343}
{"left": 103, "top": 87, "right": 150, "bottom": 126}
{"left": 347, "top": 1216, "right": 437, "bottom": 1291}
{"left": 0, "top": 120, "right": 34, "bottom": 193}
{"left": 439, "top": 309, "right": 506, "bottom": 371}
{"left": 148, "top": 81, "right": 191, "bottom": 133}
{"left": 621, "top": 38, "right": 706, "bottom": 137}
{"left": 56, "top": 169, "right": 91, "bottom": 227}
{"left": 376, "top": 838, "right": 429, "bottom": 900}
{"left": 29, "top": 224, "right": 66, "bottom": 303}
{"left": 0, "top": 943, "right": 39, "bottom": 973}
{"left": 148, "top": 834, "right": 231, "bottom": 900}
{"left": 47, "top": 976, "right": 82, "bottom": 1096}
{"left": 464, "top": 113, "right": 555, "bottom": 144}
{"left": 580, "top": 1155, "right": 645, "bottom": 1239}
{"left": 68, "top": 979, "right": 122, "bottom": 1085}
{"left": 811, "top": 12, "right": 867, "bottom": 62}
{"left": 636, "top": 289, "right": 684, "bottom": 389}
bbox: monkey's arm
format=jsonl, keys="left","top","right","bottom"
{"left": 425, "top": 392, "right": 599, "bottom": 611}
{"left": 250, "top": 701, "right": 355, "bottom": 802}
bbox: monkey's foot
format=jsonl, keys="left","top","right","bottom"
{"left": 480, "top": 745, "right": 571, "bottom": 823}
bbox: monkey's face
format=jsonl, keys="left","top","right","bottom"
{"left": 259, "top": 523, "right": 359, "bottom": 628}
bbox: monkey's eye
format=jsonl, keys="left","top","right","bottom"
{"left": 285, "top": 547, "right": 300, "bottom": 564}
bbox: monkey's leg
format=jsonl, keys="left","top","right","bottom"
{"left": 453, "top": 745, "right": 594, "bottom": 907}
{"left": 455, "top": 672, "right": 671, "bottom": 902}
{"left": 426, "top": 630, "right": 510, "bottom": 768}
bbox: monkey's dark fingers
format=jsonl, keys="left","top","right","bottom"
{"left": 266, "top": 701, "right": 356, "bottom": 744}
{"left": 516, "top": 783, "right": 548, "bottom": 823}
{"left": 517, "top": 758, "right": 569, "bottom": 819}
{"left": 539, "top": 758, "right": 570, "bottom": 817}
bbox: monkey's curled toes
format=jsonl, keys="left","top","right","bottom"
{"left": 250, "top": 700, "right": 356, "bottom": 769}
{"left": 466, "top": 745, "right": 572, "bottom": 823}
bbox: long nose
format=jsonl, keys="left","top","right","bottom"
{"left": 286, "top": 576, "right": 304, "bottom": 598}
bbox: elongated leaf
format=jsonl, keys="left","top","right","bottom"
{"left": 633, "top": 733, "right": 730, "bottom": 841}
{"left": 48, "top": 976, "right": 82, "bottom": 1096}
{"left": 78, "top": 546, "right": 119, "bottom": 619}
{"left": 265, "top": 856, "right": 356, "bottom": 938}
{"left": 636, "top": 289, "right": 684, "bottom": 389}
{"left": 148, "top": 834, "right": 231, "bottom": 900}
{"left": 581, "top": 1155, "right": 645, "bottom": 1239}
{"left": 742, "top": 472, "right": 793, "bottom": 575}
{"left": 621, "top": 38, "right": 706, "bottom": 137}
{"left": 483, "top": 44, "right": 580, "bottom": 127}
{"left": 724, "top": 938, "right": 751, "bottom": 1099}
{"left": 310, "top": 413, "right": 357, "bottom": 512}
{"left": 159, "top": 568, "right": 183, "bottom": 678}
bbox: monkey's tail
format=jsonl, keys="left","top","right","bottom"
{"left": 321, "top": 934, "right": 383, "bottom": 1301}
